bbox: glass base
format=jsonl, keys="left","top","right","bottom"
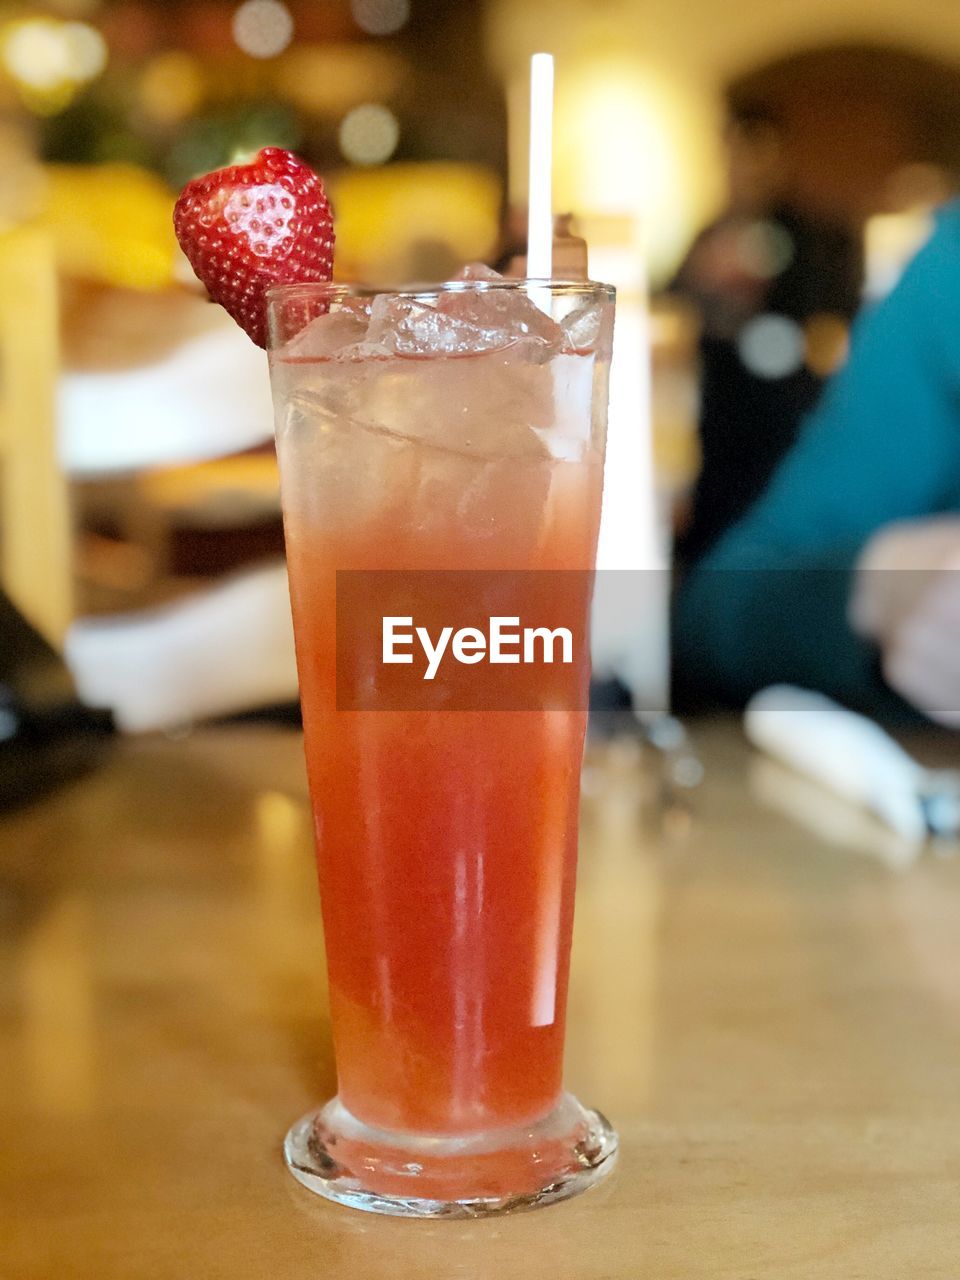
{"left": 284, "top": 1092, "right": 618, "bottom": 1218}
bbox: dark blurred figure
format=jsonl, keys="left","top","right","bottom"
{"left": 671, "top": 107, "right": 863, "bottom": 564}
{"left": 0, "top": 591, "right": 112, "bottom": 812}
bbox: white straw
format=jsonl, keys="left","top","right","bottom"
{"left": 526, "top": 52, "right": 554, "bottom": 280}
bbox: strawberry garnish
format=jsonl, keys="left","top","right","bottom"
{"left": 173, "top": 147, "right": 334, "bottom": 348}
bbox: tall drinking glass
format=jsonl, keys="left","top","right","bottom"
{"left": 268, "top": 279, "right": 617, "bottom": 1217}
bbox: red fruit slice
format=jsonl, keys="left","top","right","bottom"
{"left": 173, "top": 147, "right": 334, "bottom": 348}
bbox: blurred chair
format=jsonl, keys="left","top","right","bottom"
{"left": 0, "top": 228, "right": 72, "bottom": 645}
{"left": 60, "top": 283, "right": 280, "bottom": 614}
{"left": 58, "top": 286, "right": 297, "bottom": 732}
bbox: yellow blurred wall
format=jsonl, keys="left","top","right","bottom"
{"left": 486, "top": 0, "right": 960, "bottom": 279}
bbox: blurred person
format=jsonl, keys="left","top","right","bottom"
{"left": 673, "top": 199, "right": 960, "bottom": 728}
{"left": 670, "top": 105, "right": 863, "bottom": 564}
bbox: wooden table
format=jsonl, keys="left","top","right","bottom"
{"left": 3, "top": 720, "right": 960, "bottom": 1278}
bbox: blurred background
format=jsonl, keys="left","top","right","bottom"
{"left": 3, "top": 0, "right": 960, "bottom": 745}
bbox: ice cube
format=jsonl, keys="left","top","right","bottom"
{"left": 404, "top": 450, "right": 556, "bottom": 560}
{"left": 365, "top": 295, "right": 510, "bottom": 357}
{"left": 279, "top": 302, "right": 370, "bottom": 361}
{"left": 439, "top": 276, "right": 563, "bottom": 352}
{"left": 453, "top": 262, "right": 503, "bottom": 282}
{"left": 277, "top": 389, "right": 418, "bottom": 535}
{"left": 560, "top": 302, "right": 604, "bottom": 352}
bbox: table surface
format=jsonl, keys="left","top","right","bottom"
{"left": 3, "top": 719, "right": 960, "bottom": 1279}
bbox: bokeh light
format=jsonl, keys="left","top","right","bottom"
{"left": 2, "top": 18, "right": 68, "bottom": 90}
{"left": 139, "top": 52, "right": 204, "bottom": 126}
{"left": 736, "top": 220, "right": 795, "bottom": 281}
{"left": 63, "top": 21, "right": 107, "bottom": 79}
{"left": 738, "top": 314, "right": 805, "bottom": 379}
{"left": 232, "top": 0, "right": 294, "bottom": 59}
{"left": 0, "top": 16, "right": 107, "bottom": 114}
{"left": 804, "top": 312, "right": 850, "bottom": 378}
{"left": 350, "top": 0, "right": 410, "bottom": 37}
{"left": 275, "top": 44, "right": 405, "bottom": 114}
{"left": 2, "top": 17, "right": 104, "bottom": 90}
{"left": 338, "top": 103, "right": 399, "bottom": 166}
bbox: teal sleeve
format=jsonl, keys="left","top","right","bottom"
{"left": 674, "top": 204, "right": 960, "bottom": 716}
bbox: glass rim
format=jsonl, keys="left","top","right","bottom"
{"left": 266, "top": 278, "right": 616, "bottom": 305}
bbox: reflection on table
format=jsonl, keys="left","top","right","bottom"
{"left": 3, "top": 720, "right": 960, "bottom": 1277}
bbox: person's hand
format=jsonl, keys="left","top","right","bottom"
{"left": 851, "top": 517, "right": 960, "bottom": 726}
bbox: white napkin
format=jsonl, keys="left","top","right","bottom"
{"left": 60, "top": 316, "right": 274, "bottom": 477}
{"left": 745, "top": 685, "right": 960, "bottom": 843}
{"left": 65, "top": 562, "right": 298, "bottom": 732}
